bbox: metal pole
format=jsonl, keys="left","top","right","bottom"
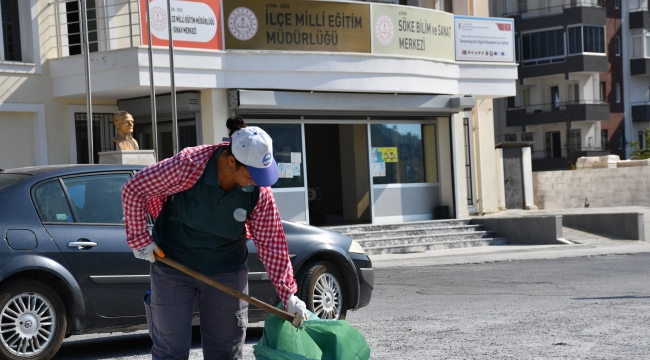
{"left": 145, "top": 0, "right": 158, "bottom": 161}
{"left": 166, "top": 0, "right": 178, "bottom": 154}
{"left": 566, "top": 114, "right": 573, "bottom": 169}
{"left": 81, "top": 0, "right": 94, "bottom": 163}
{"left": 54, "top": 4, "right": 61, "bottom": 57}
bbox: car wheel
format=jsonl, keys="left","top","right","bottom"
{"left": 297, "top": 261, "right": 347, "bottom": 320}
{"left": 0, "top": 280, "right": 67, "bottom": 360}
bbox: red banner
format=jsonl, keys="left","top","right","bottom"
{"left": 140, "top": 0, "right": 223, "bottom": 50}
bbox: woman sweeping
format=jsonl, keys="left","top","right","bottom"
{"left": 122, "top": 117, "right": 308, "bottom": 360}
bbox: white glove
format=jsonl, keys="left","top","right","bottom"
{"left": 133, "top": 242, "right": 162, "bottom": 263}
{"left": 287, "top": 295, "right": 308, "bottom": 321}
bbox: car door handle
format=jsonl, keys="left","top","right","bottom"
{"left": 68, "top": 241, "right": 98, "bottom": 249}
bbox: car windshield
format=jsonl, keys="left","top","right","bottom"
{"left": 0, "top": 174, "right": 29, "bottom": 189}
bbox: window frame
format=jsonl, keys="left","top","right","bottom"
{"left": 615, "top": 36, "right": 621, "bottom": 56}
{"left": 520, "top": 27, "right": 565, "bottom": 66}
{"left": 567, "top": 25, "right": 607, "bottom": 56}
{"left": 33, "top": 172, "right": 133, "bottom": 226}
{"left": 616, "top": 83, "right": 621, "bottom": 103}
{"left": 504, "top": 133, "right": 518, "bottom": 142}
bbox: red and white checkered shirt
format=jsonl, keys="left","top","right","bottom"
{"left": 122, "top": 143, "right": 297, "bottom": 306}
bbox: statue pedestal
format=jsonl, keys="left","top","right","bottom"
{"left": 98, "top": 150, "right": 156, "bottom": 166}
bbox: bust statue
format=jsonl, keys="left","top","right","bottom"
{"left": 112, "top": 111, "right": 139, "bottom": 151}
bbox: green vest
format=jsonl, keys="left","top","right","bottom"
{"left": 153, "top": 148, "right": 260, "bottom": 275}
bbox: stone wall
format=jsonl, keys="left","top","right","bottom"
{"left": 533, "top": 166, "right": 650, "bottom": 209}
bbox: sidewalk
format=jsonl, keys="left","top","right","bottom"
{"left": 371, "top": 206, "right": 650, "bottom": 269}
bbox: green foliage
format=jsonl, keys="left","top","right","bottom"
{"left": 629, "top": 128, "right": 650, "bottom": 160}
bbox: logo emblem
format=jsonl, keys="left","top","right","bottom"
{"left": 233, "top": 208, "right": 247, "bottom": 222}
{"left": 228, "top": 7, "right": 258, "bottom": 41}
{"left": 375, "top": 15, "right": 394, "bottom": 45}
{"left": 24, "top": 320, "right": 32, "bottom": 329}
{"left": 262, "top": 153, "right": 272, "bottom": 167}
{"left": 150, "top": 6, "right": 167, "bottom": 32}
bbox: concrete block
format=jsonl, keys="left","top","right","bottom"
{"left": 98, "top": 150, "right": 156, "bottom": 166}
{"left": 617, "top": 159, "right": 650, "bottom": 168}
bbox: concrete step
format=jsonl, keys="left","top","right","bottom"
{"left": 356, "top": 231, "right": 495, "bottom": 248}
{"left": 325, "top": 219, "right": 473, "bottom": 234}
{"left": 346, "top": 225, "right": 484, "bottom": 240}
{"left": 364, "top": 238, "right": 508, "bottom": 255}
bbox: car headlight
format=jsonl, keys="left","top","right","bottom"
{"left": 348, "top": 240, "right": 366, "bottom": 254}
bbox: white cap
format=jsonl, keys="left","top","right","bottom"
{"left": 230, "top": 126, "right": 279, "bottom": 187}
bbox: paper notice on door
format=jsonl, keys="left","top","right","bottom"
{"left": 278, "top": 163, "right": 286, "bottom": 178}
{"left": 285, "top": 163, "right": 293, "bottom": 178}
{"left": 292, "top": 163, "right": 301, "bottom": 176}
{"left": 291, "top": 152, "right": 302, "bottom": 164}
{"left": 378, "top": 162, "right": 386, "bottom": 176}
{"left": 372, "top": 163, "right": 380, "bottom": 177}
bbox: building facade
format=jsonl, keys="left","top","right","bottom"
{"left": 627, "top": 0, "right": 650, "bottom": 148}
{"left": 0, "top": 0, "right": 516, "bottom": 224}
{"left": 491, "top": 0, "right": 624, "bottom": 171}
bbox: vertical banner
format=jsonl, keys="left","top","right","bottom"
{"left": 371, "top": 4, "right": 454, "bottom": 61}
{"left": 222, "top": 0, "right": 371, "bottom": 53}
{"left": 140, "top": 0, "right": 223, "bottom": 50}
{"left": 454, "top": 16, "right": 514, "bottom": 62}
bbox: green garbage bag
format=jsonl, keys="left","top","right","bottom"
{"left": 253, "top": 305, "right": 371, "bottom": 360}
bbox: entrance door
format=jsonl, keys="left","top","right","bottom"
{"left": 503, "top": 148, "right": 525, "bottom": 209}
{"left": 136, "top": 118, "right": 198, "bottom": 160}
{"left": 304, "top": 124, "right": 371, "bottom": 226}
{"left": 546, "top": 132, "right": 562, "bottom": 158}
{"left": 551, "top": 86, "right": 560, "bottom": 111}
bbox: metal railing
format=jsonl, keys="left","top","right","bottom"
{"left": 531, "top": 147, "right": 610, "bottom": 160}
{"left": 49, "top": 0, "right": 141, "bottom": 58}
{"left": 507, "top": 100, "right": 607, "bottom": 114}
{"left": 502, "top": 0, "right": 604, "bottom": 19}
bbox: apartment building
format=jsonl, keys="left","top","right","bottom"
{"left": 492, "top": 0, "right": 623, "bottom": 171}
{"left": 628, "top": 0, "right": 650, "bottom": 148}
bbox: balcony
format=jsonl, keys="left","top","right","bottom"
{"left": 503, "top": 1, "right": 605, "bottom": 32}
{"left": 631, "top": 58, "right": 650, "bottom": 75}
{"left": 519, "top": 54, "right": 607, "bottom": 79}
{"left": 629, "top": 0, "right": 650, "bottom": 30}
{"left": 632, "top": 102, "right": 650, "bottom": 122}
{"left": 506, "top": 101, "right": 610, "bottom": 127}
{"left": 531, "top": 147, "right": 611, "bottom": 171}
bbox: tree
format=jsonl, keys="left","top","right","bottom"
{"left": 629, "top": 128, "right": 650, "bottom": 160}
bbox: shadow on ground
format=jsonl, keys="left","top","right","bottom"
{"left": 53, "top": 327, "right": 264, "bottom": 359}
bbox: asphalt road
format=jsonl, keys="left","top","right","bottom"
{"left": 54, "top": 253, "right": 650, "bottom": 359}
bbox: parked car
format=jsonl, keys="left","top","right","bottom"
{"left": 0, "top": 165, "right": 374, "bottom": 360}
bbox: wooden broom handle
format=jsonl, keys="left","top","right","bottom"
{"left": 154, "top": 254, "right": 303, "bottom": 327}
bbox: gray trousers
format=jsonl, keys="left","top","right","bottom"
{"left": 145, "top": 264, "right": 249, "bottom": 360}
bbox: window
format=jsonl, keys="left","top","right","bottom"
{"left": 371, "top": 124, "right": 432, "bottom": 185}
{"left": 616, "top": 83, "right": 621, "bottom": 103}
{"left": 505, "top": 134, "right": 517, "bottom": 142}
{"left": 639, "top": 131, "right": 646, "bottom": 149}
{"left": 601, "top": 129, "right": 609, "bottom": 149}
{"left": 506, "top": 96, "right": 515, "bottom": 108}
{"left": 249, "top": 123, "right": 304, "bottom": 188}
{"left": 569, "top": 129, "right": 581, "bottom": 150}
{"left": 521, "top": 29, "right": 564, "bottom": 64}
{"left": 0, "top": 0, "right": 22, "bottom": 61}
{"left": 567, "top": 84, "right": 579, "bottom": 103}
{"left": 569, "top": 26, "right": 606, "bottom": 54}
{"left": 75, "top": 113, "right": 115, "bottom": 164}
{"left": 0, "top": 174, "right": 28, "bottom": 189}
{"left": 632, "top": 30, "right": 645, "bottom": 58}
{"left": 615, "top": 36, "right": 621, "bottom": 56}
{"left": 65, "top": 0, "right": 99, "bottom": 56}
{"left": 599, "top": 82, "right": 606, "bottom": 102}
{"left": 62, "top": 174, "right": 131, "bottom": 224}
{"left": 617, "top": 129, "right": 624, "bottom": 149}
{"left": 33, "top": 181, "right": 74, "bottom": 223}
{"left": 522, "top": 88, "right": 531, "bottom": 106}
{"left": 615, "top": 0, "right": 620, "bottom": 9}
{"left": 521, "top": 132, "right": 534, "bottom": 152}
